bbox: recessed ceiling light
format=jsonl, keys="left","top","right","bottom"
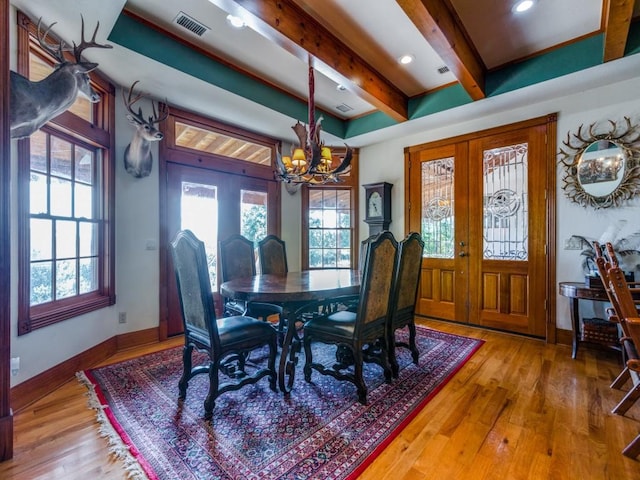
{"left": 226, "top": 14, "right": 246, "bottom": 28}
{"left": 513, "top": 0, "right": 534, "bottom": 13}
{"left": 398, "top": 54, "right": 414, "bottom": 65}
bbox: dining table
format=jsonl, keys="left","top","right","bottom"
{"left": 219, "top": 269, "right": 361, "bottom": 393}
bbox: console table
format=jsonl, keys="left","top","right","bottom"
{"left": 559, "top": 281, "right": 614, "bottom": 359}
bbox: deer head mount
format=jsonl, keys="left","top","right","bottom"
{"left": 122, "top": 81, "right": 169, "bottom": 179}
{"left": 10, "top": 16, "right": 112, "bottom": 139}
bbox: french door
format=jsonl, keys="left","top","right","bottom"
{"left": 406, "top": 116, "right": 555, "bottom": 338}
{"left": 164, "top": 162, "right": 279, "bottom": 336}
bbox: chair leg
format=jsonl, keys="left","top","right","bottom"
{"left": 378, "top": 337, "right": 392, "bottom": 384}
{"left": 178, "top": 344, "right": 193, "bottom": 399}
{"left": 303, "top": 335, "right": 313, "bottom": 382}
{"left": 203, "top": 360, "right": 218, "bottom": 420}
{"left": 623, "top": 433, "right": 640, "bottom": 458}
{"left": 408, "top": 322, "right": 420, "bottom": 364}
{"left": 353, "top": 348, "right": 367, "bottom": 405}
{"left": 267, "top": 336, "right": 278, "bottom": 392}
{"left": 612, "top": 382, "right": 640, "bottom": 415}
{"left": 388, "top": 329, "right": 400, "bottom": 379}
{"left": 611, "top": 366, "right": 631, "bottom": 390}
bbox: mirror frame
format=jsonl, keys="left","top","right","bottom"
{"left": 559, "top": 117, "right": 640, "bottom": 208}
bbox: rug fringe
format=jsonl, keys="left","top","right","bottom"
{"left": 76, "top": 371, "right": 151, "bottom": 480}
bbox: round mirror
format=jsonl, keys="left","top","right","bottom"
{"left": 559, "top": 117, "right": 640, "bottom": 209}
{"left": 577, "top": 140, "right": 626, "bottom": 197}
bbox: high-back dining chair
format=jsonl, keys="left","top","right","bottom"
{"left": 218, "top": 234, "right": 283, "bottom": 326}
{"left": 302, "top": 231, "right": 398, "bottom": 405}
{"left": 606, "top": 263, "right": 640, "bottom": 458}
{"left": 388, "top": 232, "right": 425, "bottom": 378}
{"left": 594, "top": 241, "right": 640, "bottom": 416}
{"left": 258, "top": 235, "right": 288, "bottom": 275}
{"left": 170, "top": 230, "right": 277, "bottom": 419}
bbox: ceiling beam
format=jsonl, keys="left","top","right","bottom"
{"left": 397, "top": 0, "right": 485, "bottom": 101}
{"left": 602, "top": 0, "right": 635, "bottom": 62}
{"left": 208, "top": 0, "right": 408, "bottom": 122}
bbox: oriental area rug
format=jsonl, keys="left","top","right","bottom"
{"left": 78, "top": 326, "right": 483, "bottom": 480}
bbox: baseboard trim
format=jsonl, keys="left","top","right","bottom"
{"left": 116, "top": 327, "right": 159, "bottom": 350}
{"left": 10, "top": 327, "right": 160, "bottom": 413}
{"left": 556, "top": 328, "right": 572, "bottom": 346}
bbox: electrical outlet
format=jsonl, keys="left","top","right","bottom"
{"left": 118, "top": 312, "right": 127, "bottom": 324}
{"left": 10, "top": 357, "right": 20, "bottom": 376}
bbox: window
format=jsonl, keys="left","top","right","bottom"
{"left": 308, "top": 189, "right": 353, "bottom": 268}
{"left": 17, "top": 12, "right": 115, "bottom": 334}
{"left": 301, "top": 148, "right": 359, "bottom": 270}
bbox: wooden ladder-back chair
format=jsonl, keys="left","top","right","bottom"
{"left": 606, "top": 264, "right": 640, "bottom": 458}
{"left": 258, "top": 235, "right": 288, "bottom": 275}
{"left": 218, "top": 234, "right": 284, "bottom": 327}
{"left": 388, "top": 232, "right": 425, "bottom": 378}
{"left": 594, "top": 241, "right": 640, "bottom": 415}
{"left": 170, "top": 230, "right": 277, "bottom": 419}
{"left": 301, "top": 231, "right": 398, "bottom": 405}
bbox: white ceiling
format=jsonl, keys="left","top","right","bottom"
{"left": 9, "top": 0, "right": 640, "bottom": 148}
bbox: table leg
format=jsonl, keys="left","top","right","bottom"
{"left": 278, "top": 309, "right": 301, "bottom": 393}
{"left": 570, "top": 297, "right": 580, "bottom": 359}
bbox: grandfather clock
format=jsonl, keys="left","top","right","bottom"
{"left": 363, "top": 182, "right": 392, "bottom": 235}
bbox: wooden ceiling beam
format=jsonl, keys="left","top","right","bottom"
{"left": 209, "top": 0, "right": 408, "bottom": 122}
{"left": 602, "top": 0, "right": 635, "bottom": 62}
{"left": 397, "top": 0, "right": 485, "bottom": 101}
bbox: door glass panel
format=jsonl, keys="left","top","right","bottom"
{"left": 180, "top": 182, "right": 218, "bottom": 290}
{"left": 421, "top": 158, "right": 454, "bottom": 258}
{"left": 240, "top": 190, "right": 268, "bottom": 244}
{"left": 483, "top": 143, "right": 528, "bottom": 260}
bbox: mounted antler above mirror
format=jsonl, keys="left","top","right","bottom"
{"left": 10, "top": 16, "right": 112, "bottom": 139}
{"left": 122, "top": 81, "right": 169, "bottom": 179}
{"left": 559, "top": 117, "right": 640, "bottom": 208}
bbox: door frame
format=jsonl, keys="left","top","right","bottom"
{"left": 404, "top": 114, "right": 557, "bottom": 342}
{"left": 158, "top": 107, "right": 281, "bottom": 340}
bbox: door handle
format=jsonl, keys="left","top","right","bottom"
{"left": 459, "top": 251, "right": 467, "bottom": 257}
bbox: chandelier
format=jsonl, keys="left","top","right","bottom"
{"left": 275, "top": 59, "right": 353, "bottom": 193}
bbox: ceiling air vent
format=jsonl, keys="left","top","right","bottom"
{"left": 437, "top": 65, "right": 450, "bottom": 74}
{"left": 173, "top": 12, "right": 210, "bottom": 37}
{"left": 336, "top": 103, "right": 354, "bottom": 113}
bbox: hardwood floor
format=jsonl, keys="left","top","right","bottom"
{"left": 1, "top": 319, "right": 639, "bottom": 479}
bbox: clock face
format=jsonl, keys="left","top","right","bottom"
{"left": 368, "top": 191, "right": 382, "bottom": 218}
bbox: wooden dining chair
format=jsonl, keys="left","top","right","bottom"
{"left": 258, "top": 234, "right": 288, "bottom": 275}
{"left": 606, "top": 263, "right": 640, "bottom": 458}
{"left": 594, "top": 241, "right": 640, "bottom": 415}
{"left": 218, "top": 234, "right": 283, "bottom": 327}
{"left": 388, "top": 232, "right": 425, "bottom": 378}
{"left": 301, "top": 231, "right": 398, "bottom": 405}
{"left": 170, "top": 230, "right": 277, "bottom": 419}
